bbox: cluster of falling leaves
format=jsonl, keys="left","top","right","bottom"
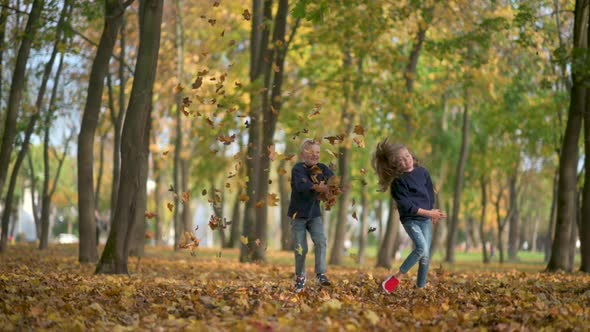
{"left": 149, "top": 1, "right": 376, "bottom": 257}
{"left": 2, "top": 245, "right": 590, "bottom": 331}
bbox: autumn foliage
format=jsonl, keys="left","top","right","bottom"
{"left": 1, "top": 245, "right": 589, "bottom": 331}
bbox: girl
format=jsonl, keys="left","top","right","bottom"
{"left": 372, "top": 139, "right": 446, "bottom": 293}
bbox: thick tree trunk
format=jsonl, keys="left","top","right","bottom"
{"left": 96, "top": 0, "right": 162, "bottom": 274}
{"left": 446, "top": 92, "right": 470, "bottom": 263}
{"left": 78, "top": 0, "right": 129, "bottom": 264}
{"left": 240, "top": 0, "right": 266, "bottom": 262}
{"left": 0, "top": 0, "right": 9, "bottom": 109}
{"left": 376, "top": 199, "right": 399, "bottom": 269}
{"left": 0, "top": 0, "right": 43, "bottom": 196}
{"left": 329, "top": 49, "right": 354, "bottom": 266}
{"left": 548, "top": 0, "right": 588, "bottom": 272}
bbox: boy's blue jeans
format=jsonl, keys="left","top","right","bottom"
{"left": 399, "top": 218, "right": 433, "bottom": 288}
{"left": 291, "top": 216, "right": 327, "bottom": 278}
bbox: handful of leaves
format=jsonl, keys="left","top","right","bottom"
{"left": 310, "top": 165, "right": 342, "bottom": 211}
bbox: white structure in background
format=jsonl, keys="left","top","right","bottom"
{"left": 16, "top": 188, "right": 37, "bottom": 242}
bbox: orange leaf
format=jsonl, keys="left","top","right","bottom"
{"left": 182, "top": 191, "right": 190, "bottom": 203}
{"left": 240, "top": 194, "right": 250, "bottom": 202}
{"left": 268, "top": 144, "right": 279, "bottom": 161}
{"left": 242, "top": 9, "right": 251, "bottom": 20}
{"left": 145, "top": 212, "right": 157, "bottom": 219}
{"left": 353, "top": 125, "right": 366, "bottom": 136}
{"left": 267, "top": 193, "right": 280, "bottom": 206}
{"left": 255, "top": 200, "right": 265, "bottom": 208}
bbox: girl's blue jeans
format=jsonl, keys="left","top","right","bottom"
{"left": 399, "top": 218, "right": 433, "bottom": 288}
{"left": 291, "top": 216, "right": 327, "bottom": 278}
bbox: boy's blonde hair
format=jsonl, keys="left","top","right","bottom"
{"left": 300, "top": 139, "right": 320, "bottom": 154}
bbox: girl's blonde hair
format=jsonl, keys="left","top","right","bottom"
{"left": 300, "top": 138, "right": 319, "bottom": 154}
{"left": 372, "top": 139, "right": 418, "bottom": 192}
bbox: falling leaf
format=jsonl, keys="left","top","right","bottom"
{"left": 167, "top": 202, "right": 174, "bottom": 212}
{"left": 208, "top": 19, "right": 216, "bottom": 26}
{"left": 353, "top": 136, "right": 365, "bottom": 148}
{"left": 353, "top": 125, "right": 366, "bottom": 136}
{"left": 292, "top": 212, "right": 298, "bottom": 219}
{"left": 255, "top": 200, "right": 265, "bottom": 208}
{"left": 278, "top": 168, "right": 287, "bottom": 175}
{"left": 218, "top": 134, "right": 236, "bottom": 145}
{"left": 182, "top": 191, "right": 190, "bottom": 203}
{"left": 360, "top": 168, "right": 367, "bottom": 175}
{"left": 174, "top": 84, "right": 183, "bottom": 94}
{"left": 192, "top": 77, "right": 203, "bottom": 89}
{"left": 352, "top": 211, "right": 358, "bottom": 221}
{"left": 272, "top": 63, "right": 280, "bottom": 73}
{"left": 202, "top": 189, "right": 207, "bottom": 196}
{"left": 162, "top": 150, "right": 169, "bottom": 156}
{"left": 242, "top": 9, "right": 251, "bottom": 20}
{"left": 168, "top": 185, "right": 176, "bottom": 193}
{"left": 209, "top": 215, "right": 222, "bottom": 230}
{"left": 368, "top": 227, "right": 377, "bottom": 233}
{"left": 324, "top": 135, "right": 344, "bottom": 145}
{"left": 213, "top": 0, "right": 220, "bottom": 6}
{"left": 240, "top": 194, "right": 250, "bottom": 202}
{"left": 255, "top": 239, "right": 261, "bottom": 247}
{"left": 267, "top": 193, "right": 279, "bottom": 206}
{"left": 240, "top": 235, "right": 248, "bottom": 245}
{"left": 145, "top": 212, "right": 157, "bottom": 219}
{"left": 352, "top": 198, "right": 356, "bottom": 207}
{"left": 268, "top": 144, "right": 278, "bottom": 161}
{"left": 220, "top": 30, "right": 225, "bottom": 37}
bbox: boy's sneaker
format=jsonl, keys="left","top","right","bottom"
{"left": 294, "top": 276, "right": 306, "bottom": 293}
{"left": 317, "top": 273, "right": 331, "bottom": 286}
{"left": 382, "top": 275, "right": 400, "bottom": 294}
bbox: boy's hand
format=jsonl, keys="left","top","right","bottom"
{"left": 312, "top": 181, "right": 329, "bottom": 193}
{"left": 430, "top": 209, "right": 447, "bottom": 224}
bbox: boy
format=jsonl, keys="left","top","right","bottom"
{"left": 287, "top": 139, "right": 334, "bottom": 293}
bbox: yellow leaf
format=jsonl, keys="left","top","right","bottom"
{"left": 364, "top": 310, "right": 380, "bottom": 325}
{"left": 240, "top": 236, "right": 249, "bottom": 246}
{"left": 296, "top": 244, "right": 303, "bottom": 256}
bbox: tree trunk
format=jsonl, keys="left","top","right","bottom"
{"left": 228, "top": 190, "right": 242, "bottom": 248}
{"left": 240, "top": 0, "right": 266, "bottom": 262}
{"left": 0, "top": 4, "right": 67, "bottom": 252}
{"left": 446, "top": 91, "right": 470, "bottom": 263}
{"left": 78, "top": 0, "right": 130, "bottom": 264}
{"left": 0, "top": 0, "right": 9, "bottom": 110}
{"left": 376, "top": 199, "right": 399, "bottom": 268}
{"left": 0, "top": 0, "right": 43, "bottom": 195}
{"left": 109, "top": 15, "right": 127, "bottom": 225}
{"left": 329, "top": 49, "right": 354, "bottom": 266}
{"left": 278, "top": 159, "right": 292, "bottom": 251}
{"left": 358, "top": 183, "right": 369, "bottom": 265}
{"left": 508, "top": 174, "right": 520, "bottom": 261}
{"left": 96, "top": 0, "right": 163, "bottom": 274}
{"left": 153, "top": 157, "right": 163, "bottom": 246}
{"left": 579, "top": 0, "right": 590, "bottom": 272}
{"left": 548, "top": 0, "right": 588, "bottom": 272}
{"left": 479, "top": 176, "right": 490, "bottom": 263}
{"left": 545, "top": 169, "right": 559, "bottom": 261}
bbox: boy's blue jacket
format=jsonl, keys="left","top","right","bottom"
{"left": 287, "top": 162, "right": 334, "bottom": 219}
{"left": 391, "top": 166, "right": 435, "bottom": 223}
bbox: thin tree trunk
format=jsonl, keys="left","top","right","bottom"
{"left": 358, "top": 182, "right": 369, "bottom": 265}
{"left": 278, "top": 159, "right": 292, "bottom": 251}
{"left": 0, "top": 0, "right": 9, "bottom": 109}
{"left": 579, "top": 0, "right": 590, "bottom": 272}
{"left": 479, "top": 176, "right": 490, "bottom": 263}
{"left": 376, "top": 199, "right": 399, "bottom": 268}
{"left": 546, "top": 169, "right": 559, "bottom": 261}
{"left": 508, "top": 174, "right": 520, "bottom": 261}
{"left": 446, "top": 89, "right": 470, "bottom": 263}
{"left": 96, "top": 0, "right": 162, "bottom": 274}
{"left": 108, "top": 16, "right": 127, "bottom": 225}
{"left": 172, "top": 0, "right": 185, "bottom": 250}
{"left": 26, "top": 153, "right": 41, "bottom": 238}
{"left": 548, "top": 0, "right": 588, "bottom": 272}
{"left": 78, "top": 0, "right": 130, "bottom": 264}
{"left": 0, "top": 0, "right": 44, "bottom": 195}
{"left": 153, "top": 157, "right": 163, "bottom": 246}
{"left": 228, "top": 190, "right": 242, "bottom": 248}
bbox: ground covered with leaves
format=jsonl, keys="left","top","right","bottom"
{"left": 1, "top": 245, "right": 589, "bottom": 331}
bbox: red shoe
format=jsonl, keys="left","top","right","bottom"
{"left": 382, "top": 275, "right": 399, "bottom": 294}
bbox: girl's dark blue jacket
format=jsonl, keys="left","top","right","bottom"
{"left": 287, "top": 162, "right": 334, "bottom": 219}
{"left": 391, "top": 166, "right": 435, "bottom": 223}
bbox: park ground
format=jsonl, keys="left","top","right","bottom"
{"left": 1, "top": 245, "right": 589, "bottom": 331}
